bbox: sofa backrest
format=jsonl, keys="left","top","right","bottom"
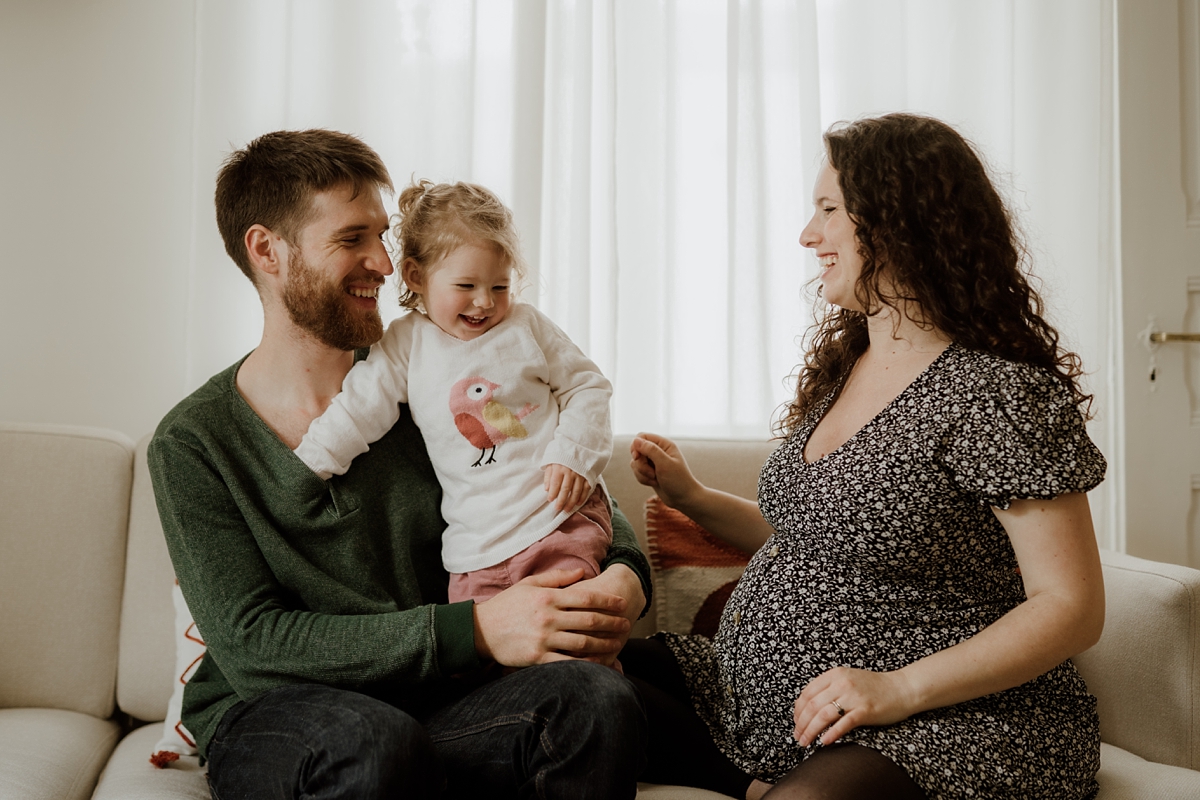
{"left": 603, "top": 435, "right": 776, "bottom": 637}
{"left": 1074, "top": 549, "right": 1200, "bottom": 772}
{"left": 115, "top": 434, "right": 176, "bottom": 723}
{"left": 0, "top": 422, "right": 133, "bottom": 719}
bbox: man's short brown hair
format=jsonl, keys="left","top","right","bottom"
{"left": 215, "top": 129, "right": 393, "bottom": 283}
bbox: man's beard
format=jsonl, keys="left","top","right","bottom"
{"left": 282, "top": 250, "right": 384, "bottom": 350}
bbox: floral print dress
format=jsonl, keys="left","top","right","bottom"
{"left": 660, "top": 344, "right": 1106, "bottom": 799}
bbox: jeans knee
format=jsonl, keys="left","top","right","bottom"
{"left": 548, "top": 661, "right": 646, "bottom": 739}
{"left": 317, "top": 696, "right": 440, "bottom": 794}
{"left": 208, "top": 685, "right": 443, "bottom": 800}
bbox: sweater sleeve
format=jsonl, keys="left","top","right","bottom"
{"left": 295, "top": 315, "right": 417, "bottom": 479}
{"left": 526, "top": 307, "right": 614, "bottom": 486}
{"left": 148, "top": 431, "right": 479, "bottom": 704}
{"left": 604, "top": 499, "right": 654, "bottom": 618}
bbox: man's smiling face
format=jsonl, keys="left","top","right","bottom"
{"left": 281, "top": 183, "right": 393, "bottom": 351}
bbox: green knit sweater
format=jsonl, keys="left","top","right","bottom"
{"left": 148, "top": 355, "right": 652, "bottom": 759}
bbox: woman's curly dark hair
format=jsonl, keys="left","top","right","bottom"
{"left": 776, "top": 113, "right": 1092, "bottom": 437}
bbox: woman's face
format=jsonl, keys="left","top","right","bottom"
{"left": 800, "top": 162, "right": 865, "bottom": 312}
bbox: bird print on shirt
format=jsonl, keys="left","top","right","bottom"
{"left": 449, "top": 376, "right": 539, "bottom": 467}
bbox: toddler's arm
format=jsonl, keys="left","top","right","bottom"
{"left": 295, "top": 316, "right": 415, "bottom": 479}
{"left": 528, "top": 308, "right": 614, "bottom": 490}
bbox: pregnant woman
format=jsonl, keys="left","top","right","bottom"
{"left": 626, "top": 113, "right": 1106, "bottom": 800}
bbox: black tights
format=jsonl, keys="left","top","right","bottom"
{"left": 763, "top": 743, "right": 927, "bottom": 800}
{"left": 620, "top": 637, "right": 926, "bottom": 800}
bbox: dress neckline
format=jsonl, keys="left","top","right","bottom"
{"left": 800, "top": 342, "right": 957, "bottom": 466}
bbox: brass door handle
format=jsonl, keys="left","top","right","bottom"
{"left": 1148, "top": 332, "right": 1200, "bottom": 343}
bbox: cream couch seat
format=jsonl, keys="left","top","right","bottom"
{"left": 1, "top": 422, "right": 1199, "bottom": 799}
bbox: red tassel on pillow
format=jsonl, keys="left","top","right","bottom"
{"left": 149, "top": 750, "right": 180, "bottom": 768}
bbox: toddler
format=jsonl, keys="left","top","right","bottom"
{"left": 295, "top": 180, "right": 615, "bottom": 613}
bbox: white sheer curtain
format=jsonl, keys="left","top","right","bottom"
{"left": 185, "top": 1, "right": 1116, "bottom": 514}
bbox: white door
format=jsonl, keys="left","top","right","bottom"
{"left": 1118, "top": 0, "right": 1200, "bottom": 567}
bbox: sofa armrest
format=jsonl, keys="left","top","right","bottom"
{"left": 1073, "top": 549, "right": 1200, "bottom": 771}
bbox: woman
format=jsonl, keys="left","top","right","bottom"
{"left": 625, "top": 113, "right": 1106, "bottom": 800}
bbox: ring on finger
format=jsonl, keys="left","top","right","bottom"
{"left": 830, "top": 699, "right": 845, "bottom": 717}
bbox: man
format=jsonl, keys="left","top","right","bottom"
{"left": 149, "top": 129, "right": 651, "bottom": 799}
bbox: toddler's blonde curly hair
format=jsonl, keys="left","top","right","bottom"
{"left": 394, "top": 179, "right": 527, "bottom": 310}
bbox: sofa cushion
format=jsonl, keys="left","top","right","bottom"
{"left": 645, "top": 498, "right": 749, "bottom": 637}
{"left": 1095, "top": 742, "right": 1200, "bottom": 797}
{"left": 635, "top": 783, "right": 737, "bottom": 799}
{"left": 0, "top": 708, "right": 121, "bottom": 800}
{"left": 0, "top": 423, "right": 133, "bottom": 719}
{"left": 95, "top": 728, "right": 738, "bottom": 800}
{"left": 1074, "top": 549, "right": 1200, "bottom": 772}
{"left": 91, "top": 724, "right": 208, "bottom": 800}
{"left": 116, "top": 435, "right": 178, "bottom": 724}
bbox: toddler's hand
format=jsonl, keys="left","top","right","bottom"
{"left": 544, "top": 464, "right": 590, "bottom": 512}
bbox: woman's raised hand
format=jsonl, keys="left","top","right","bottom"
{"left": 631, "top": 434, "right": 775, "bottom": 553}
{"left": 629, "top": 432, "right": 701, "bottom": 510}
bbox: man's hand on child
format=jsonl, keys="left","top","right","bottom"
{"left": 544, "top": 464, "right": 590, "bottom": 512}
{"left": 472, "top": 568, "right": 630, "bottom": 666}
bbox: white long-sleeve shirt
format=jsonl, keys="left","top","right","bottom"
{"left": 295, "top": 303, "right": 613, "bottom": 573}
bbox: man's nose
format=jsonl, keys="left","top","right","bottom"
{"left": 366, "top": 240, "right": 394, "bottom": 275}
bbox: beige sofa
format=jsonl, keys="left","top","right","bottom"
{"left": 1, "top": 422, "right": 1199, "bottom": 799}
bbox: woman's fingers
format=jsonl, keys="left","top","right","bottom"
{"left": 629, "top": 436, "right": 661, "bottom": 487}
{"left": 630, "top": 433, "right": 698, "bottom": 507}
{"left": 792, "top": 667, "right": 916, "bottom": 747}
{"left": 794, "top": 691, "right": 856, "bottom": 747}
{"left": 638, "top": 431, "right": 676, "bottom": 451}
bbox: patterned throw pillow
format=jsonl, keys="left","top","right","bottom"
{"left": 644, "top": 497, "right": 751, "bottom": 637}
{"left": 149, "top": 582, "right": 205, "bottom": 768}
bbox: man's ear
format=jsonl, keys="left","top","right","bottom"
{"left": 245, "top": 224, "right": 286, "bottom": 279}
{"left": 401, "top": 257, "right": 424, "bottom": 294}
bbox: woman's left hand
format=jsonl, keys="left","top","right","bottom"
{"left": 792, "top": 666, "right": 918, "bottom": 747}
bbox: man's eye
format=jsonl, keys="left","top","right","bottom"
{"left": 823, "top": 206, "right": 837, "bottom": 214}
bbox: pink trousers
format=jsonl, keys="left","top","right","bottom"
{"left": 448, "top": 484, "right": 613, "bottom": 603}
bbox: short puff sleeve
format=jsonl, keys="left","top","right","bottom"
{"left": 939, "top": 360, "right": 1106, "bottom": 509}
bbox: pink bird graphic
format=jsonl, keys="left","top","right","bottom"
{"left": 449, "top": 376, "right": 539, "bottom": 467}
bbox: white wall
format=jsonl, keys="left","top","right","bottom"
{"left": 0, "top": 1, "right": 196, "bottom": 440}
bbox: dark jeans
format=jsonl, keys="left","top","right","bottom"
{"left": 205, "top": 661, "right": 646, "bottom": 800}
